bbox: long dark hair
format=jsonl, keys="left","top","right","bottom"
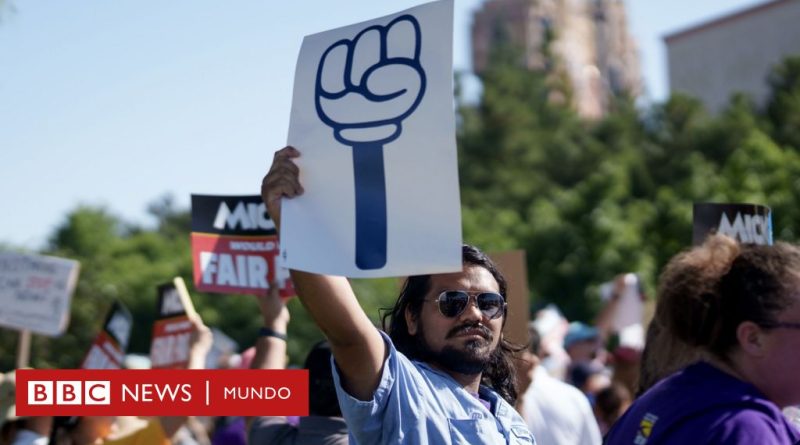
{"left": 381, "top": 244, "right": 525, "bottom": 405}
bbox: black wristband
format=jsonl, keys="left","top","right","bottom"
{"left": 258, "top": 327, "right": 287, "bottom": 341}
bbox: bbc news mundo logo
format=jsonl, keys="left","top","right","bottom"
{"left": 28, "top": 381, "right": 111, "bottom": 405}
{"left": 15, "top": 369, "right": 308, "bottom": 416}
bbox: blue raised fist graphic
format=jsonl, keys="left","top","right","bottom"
{"left": 315, "top": 15, "right": 426, "bottom": 270}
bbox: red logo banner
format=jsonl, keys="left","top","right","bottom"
{"left": 15, "top": 369, "right": 309, "bottom": 416}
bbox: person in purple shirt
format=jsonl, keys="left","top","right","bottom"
{"left": 605, "top": 234, "right": 800, "bottom": 444}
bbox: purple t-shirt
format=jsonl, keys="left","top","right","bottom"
{"left": 605, "top": 361, "right": 800, "bottom": 444}
{"left": 211, "top": 416, "right": 246, "bottom": 445}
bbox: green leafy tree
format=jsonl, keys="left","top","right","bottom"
{"left": 766, "top": 56, "right": 800, "bottom": 150}
{"left": 457, "top": 47, "right": 800, "bottom": 323}
{"left": 0, "top": 196, "right": 399, "bottom": 370}
{"left": 4, "top": 47, "right": 800, "bottom": 370}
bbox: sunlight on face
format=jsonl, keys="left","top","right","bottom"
{"left": 409, "top": 265, "right": 504, "bottom": 375}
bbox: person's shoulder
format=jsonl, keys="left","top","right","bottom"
{"left": 298, "top": 415, "right": 348, "bottom": 432}
{"left": 377, "top": 329, "right": 423, "bottom": 375}
{"left": 248, "top": 417, "right": 297, "bottom": 444}
{"left": 335, "top": 329, "right": 415, "bottom": 379}
{"left": 708, "top": 406, "right": 800, "bottom": 444}
{"left": 296, "top": 417, "right": 350, "bottom": 445}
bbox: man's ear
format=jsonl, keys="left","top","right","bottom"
{"left": 405, "top": 307, "right": 418, "bottom": 336}
{"left": 736, "top": 321, "right": 767, "bottom": 357}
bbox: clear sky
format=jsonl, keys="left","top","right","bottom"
{"left": 0, "top": 0, "right": 765, "bottom": 250}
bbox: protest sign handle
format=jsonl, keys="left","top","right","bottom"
{"left": 17, "top": 329, "right": 31, "bottom": 368}
{"left": 352, "top": 142, "right": 387, "bottom": 270}
{"left": 173, "top": 277, "right": 199, "bottom": 320}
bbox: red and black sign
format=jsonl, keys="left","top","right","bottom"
{"left": 191, "top": 194, "right": 293, "bottom": 297}
{"left": 81, "top": 301, "right": 133, "bottom": 370}
{"left": 149, "top": 279, "right": 196, "bottom": 369}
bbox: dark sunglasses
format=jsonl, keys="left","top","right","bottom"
{"left": 426, "top": 290, "right": 506, "bottom": 319}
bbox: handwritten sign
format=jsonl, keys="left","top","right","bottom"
{"left": 600, "top": 274, "right": 645, "bottom": 349}
{"left": 0, "top": 252, "right": 80, "bottom": 336}
{"left": 489, "top": 250, "right": 530, "bottom": 347}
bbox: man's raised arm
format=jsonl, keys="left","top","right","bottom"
{"left": 261, "top": 146, "right": 387, "bottom": 401}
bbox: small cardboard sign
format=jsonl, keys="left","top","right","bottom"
{"left": 489, "top": 250, "right": 530, "bottom": 347}
{"left": 149, "top": 277, "right": 197, "bottom": 369}
{"left": 191, "top": 194, "right": 294, "bottom": 297}
{"left": 81, "top": 301, "right": 133, "bottom": 369}
{"left": 0, "top": 252, "right": 80, "bottom": 336}
{"left": 692, "top": 203, "right": 772, "bottom": 245}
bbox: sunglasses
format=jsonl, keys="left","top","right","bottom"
{"left": 426, "top": 290, "right": 506, "bottom": 319}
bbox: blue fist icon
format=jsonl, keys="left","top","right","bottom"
{"left": 315, "top": 15, "right": 426, "bottom": 270}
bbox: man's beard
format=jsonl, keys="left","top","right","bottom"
{"left": 415, "top": 321, "right": 495, "bottom": 375}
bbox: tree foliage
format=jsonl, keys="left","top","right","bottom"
{"left": 3, "top": 52, "right": 800, "bottom": 371}
{"left": 0, "top": 195, "right": 399, "bottom": 370}
{"left": 458, "top": 54, "right": 800, "bottom": 321}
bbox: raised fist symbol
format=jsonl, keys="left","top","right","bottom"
{"left": 315, "top": 14, "right": 426, "bottom": 146}
{"left": 314, "top": 15, "right": 426, "bottom": 270}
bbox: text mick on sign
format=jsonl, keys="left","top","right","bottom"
{"left": 692, "top": 202, "right": 772, "bottom": 246}
{"left": 190, "top": 195, "right": 293, "bottom": 297}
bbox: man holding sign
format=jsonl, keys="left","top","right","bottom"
{"left": 262, "top": 147, "right": 534, "bottom": 445}
{"left": 266, "top": 1, "right": 534, "bottom": 443}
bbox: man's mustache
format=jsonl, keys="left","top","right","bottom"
{"left": 446, "top": 322, "right": 492, "bottom": 340}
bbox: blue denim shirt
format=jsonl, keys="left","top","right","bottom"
{"left": 332, "top": 331, "right": 536, "bottom": 444}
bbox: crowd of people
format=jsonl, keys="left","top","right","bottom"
{"left": 1, "top": 145, "right": 800, "bottom": 444}
{"left": 257, "top": 145, "right": 800, "bottom": 444}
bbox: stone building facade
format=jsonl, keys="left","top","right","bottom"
{"left": 472, "top": 0, "right": 641, "bottom": 119}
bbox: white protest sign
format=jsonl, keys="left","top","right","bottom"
{"left": 0, "top": 252, "right": 80, "bottom": 336}
{"left": 282, "top": 0, "right": 461, "bottom": 277}
{"left": 205, "top": 328, "right": 239, "bottom": 369}
{"left": 600, "top": 273, "right": 645, "bottom": 349}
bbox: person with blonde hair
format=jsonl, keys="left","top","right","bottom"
{"left": 636, "top": 235, "right": 740, "bottom": 395}
{"left": 606, "top": 234, "right": 800, "bottom": 444}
